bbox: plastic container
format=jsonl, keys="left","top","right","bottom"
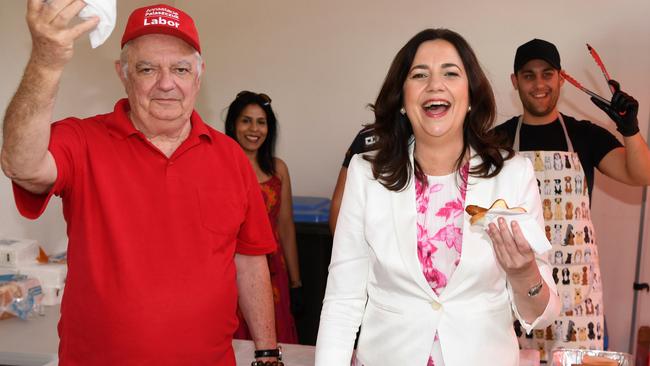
{"left": 292, "top": 196, "right": 332, "bottom": 345}
{"left": 292, "top": 196, "right": 330, "bottom": 223}
{"left": 0, "top": 238, "right": 39, "bottom": 268}
{"left": 551, "top": 348, "right": 633, "bottom": 366}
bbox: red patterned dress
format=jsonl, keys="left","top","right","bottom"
{"left": 234, "top": 175, "right": 298, "bottom": 343}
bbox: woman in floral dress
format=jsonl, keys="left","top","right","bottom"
{"left": 315, "top": 29, "right": 560, "bottom": 366}
{"left": 225, "top": 91, "right": 301, "bottom": 343}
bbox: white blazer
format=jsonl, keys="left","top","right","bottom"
{"left": 315, "top": 150, "right": 560, "bottom": 366}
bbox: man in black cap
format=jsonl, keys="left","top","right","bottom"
{"left": 495, "top": 38, "right": 650, "bottom": 361}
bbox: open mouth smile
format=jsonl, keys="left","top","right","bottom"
{"left": 422, "top": 99, "right": 451, "bottom": 117}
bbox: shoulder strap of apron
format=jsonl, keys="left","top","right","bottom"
{"left": 514, "top": 114, "right": 574, "bottom": 152}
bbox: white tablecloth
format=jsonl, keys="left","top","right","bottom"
{"left": 234, "top": 340, "right": 315, "bottom": 365}
{"left": 0, "top": 305, "right": 315, "bottom": 366}
{"left": 0, "top": 305, "right": 539, "bottom": 366}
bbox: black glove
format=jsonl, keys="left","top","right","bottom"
{"left": 590, "top": 79, "right": 639, "bottom": 137}
{"left": 289, "top": 286, "right": 304, "bottom": 318}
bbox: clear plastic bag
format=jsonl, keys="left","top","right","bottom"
{"left": 0, "top": 274, "right": 44, "bottom": 320}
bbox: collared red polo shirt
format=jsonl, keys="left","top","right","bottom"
{"left": 13, "top": 99, "right": 276, "bottom": 366}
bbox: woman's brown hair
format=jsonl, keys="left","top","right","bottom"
{"left": 365, "top": 28, "right": 513, "bottom": 191}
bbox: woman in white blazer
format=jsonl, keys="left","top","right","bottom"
{"left": 315, "top": 29, "right": 560, "bottom": 366}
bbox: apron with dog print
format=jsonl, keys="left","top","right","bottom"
{"left": 514, "top": 115, "right": 604, "bottom": 363}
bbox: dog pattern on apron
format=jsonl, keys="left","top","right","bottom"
{"left": 513, "top": 115, "right": 604, "bottom": 363}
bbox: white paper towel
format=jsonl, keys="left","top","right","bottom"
{"left": 474, "top": 209, "right": 552, "bottom": 255}
{"left": 78, "top": 0, "right": 116, "bottom": 48}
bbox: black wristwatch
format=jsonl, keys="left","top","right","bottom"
{"left": 527, "top": 279, "right": 544, "bottom": 297}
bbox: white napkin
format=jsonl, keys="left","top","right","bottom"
{"left": 476, "top": 209, "right": 552, "bottom": 255}
{"left": 78, "top": 0, "right": 117, "bottom": 48}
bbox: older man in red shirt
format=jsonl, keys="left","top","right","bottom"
{"left": 1, "top": 2, "right": 281, "bottom": 365}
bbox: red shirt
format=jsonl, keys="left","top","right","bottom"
{"left": 13, "top": 99, "right": 276, "bottom": 366}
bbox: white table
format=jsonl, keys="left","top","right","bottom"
{"left": 0, "top": 305, "right": 539, "bottom": 366}
{"left": 0, "top": 305, "right": 315, "bottom": 366}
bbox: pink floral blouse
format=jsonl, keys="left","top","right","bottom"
{"left": 416, "top": 164, "right": 468, "bottom": 366}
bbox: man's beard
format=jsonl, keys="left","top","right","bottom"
{"left": 521, "top": 92, "right": 559, "bottom": 118}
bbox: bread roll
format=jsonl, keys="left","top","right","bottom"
{"left": 465, "top": 199, "right": 526, "bottom": 226}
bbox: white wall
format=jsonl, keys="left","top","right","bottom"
{"left": 1, "top": 0, "right": 648, "bottom": 354}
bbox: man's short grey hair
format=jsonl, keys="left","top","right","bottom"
{"left": 119, "top": 40, "right": 203, "bottom": 80}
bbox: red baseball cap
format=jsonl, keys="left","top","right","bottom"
{"left": 121, "top": 4, "right": 201, "bottom": 53}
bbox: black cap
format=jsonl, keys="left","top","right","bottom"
{"left": 514, "top": 39, "right": 561, "bottom": 73}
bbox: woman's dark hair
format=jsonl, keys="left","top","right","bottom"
{"left": 366, "top": 28, "right": 513, "bottom": 191}
{"left": 224, "top": 91, "right": 278, "bottom": 176}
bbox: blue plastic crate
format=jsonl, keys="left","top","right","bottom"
{"left": 293, "top": 196, "right": 331, "bottom": 223}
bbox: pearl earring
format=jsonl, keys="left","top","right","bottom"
{"left": 468, "top": 105, "right": 472, "bottom": 113}
{"left": 400, "top": 107, "right": 406, "bottom": 115}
